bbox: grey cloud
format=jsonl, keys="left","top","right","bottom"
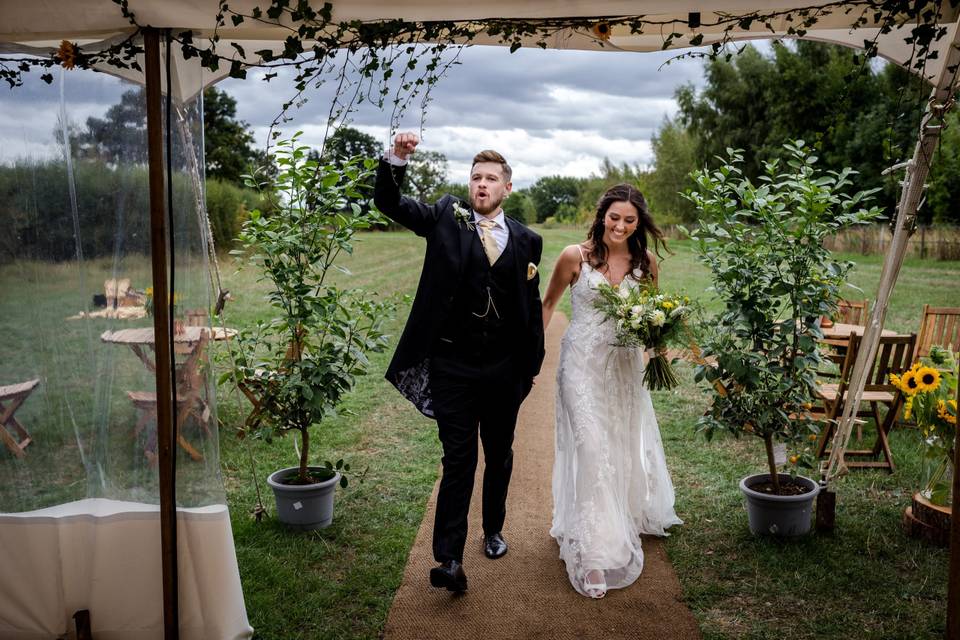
{"left": 2, "top": 44, "right": 706, "bottom": 181}
{"left": 221, "top": 45, "right": 703, "bottom": 135}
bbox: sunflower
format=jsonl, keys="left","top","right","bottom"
{"left": 592, "top": 21, "right": 612, "bottom": 41}
{"left": 899, "top": 370, "right": 920, "bottom": 395}
{"left": 57, "top": 40, "right": 78, "bottom": 70}
{"left": 914, "top": 366, "right": 941, "bottom": 392}
{"left": 937, "top": 399, "right": 958, "bottom": 425}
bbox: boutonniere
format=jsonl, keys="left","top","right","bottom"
{"left": 527, "top": 262, "right": 538, "bottom": 280}
{"left": 452, "top": 201, "right": 475, "bottom": 230}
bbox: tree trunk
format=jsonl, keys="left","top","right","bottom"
{"left": 298, "top": 426, "right": 310, "bottom": 483}
{"left": 764, "top": 433, "right": 781, "bottom": 494}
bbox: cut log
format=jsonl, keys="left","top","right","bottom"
{"left": 912, "top": 492, "right": 952, "bottom": 531}
{"left": 903, "top": 506, "right": 950, "bottom": 547}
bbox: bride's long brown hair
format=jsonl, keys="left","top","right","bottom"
{"left": 586, "top": 183, "right": 668, "bottom": 281}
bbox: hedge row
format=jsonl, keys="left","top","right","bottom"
{"left": 0, "top": 160, "right": 263, "bottom": 262}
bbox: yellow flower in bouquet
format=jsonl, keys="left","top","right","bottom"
{"left": 594, "top": 282, "right": 697, "bottom": 390}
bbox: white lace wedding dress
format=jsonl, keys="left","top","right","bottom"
{"left": 551, "top": 259, "right": 683, "bottom": 598}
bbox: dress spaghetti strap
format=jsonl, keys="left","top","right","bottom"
{"left": 576, "top": 244, "right": 587, "bottom": 264}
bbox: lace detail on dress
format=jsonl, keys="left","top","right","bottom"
{"left": 551, "top": 261, "right": 682, "bottom": 598}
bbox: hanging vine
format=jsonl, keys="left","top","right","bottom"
{"left": 2, "top": 1, "right": 959, "bottom": 130}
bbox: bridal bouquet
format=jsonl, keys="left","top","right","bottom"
{"left": 594, "top": 283, "right": 694, "bottom": 390}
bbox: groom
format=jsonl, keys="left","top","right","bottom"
{"left": 374, "top": 133, "right": 545, "bottom": 593}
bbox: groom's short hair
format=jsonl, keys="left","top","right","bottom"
{"left": 472, "top": 150, "right": 512, "bottom": 182}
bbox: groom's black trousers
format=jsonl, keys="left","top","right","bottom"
{"left": 429, "top": 352, "right": 528, "bottom": 563}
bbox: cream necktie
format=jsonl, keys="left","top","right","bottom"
{"left": 477, "top": 218, "right": 501, "bottom": 265}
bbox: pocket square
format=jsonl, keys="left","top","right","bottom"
{"left": 527, "top": 262, "right": 538, "bottom": 280}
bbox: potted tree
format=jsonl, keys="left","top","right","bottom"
{"left": 685, "top": 141, "right": 882, "bottom": 536}
{"left": 228, "top": 134, "right": 395, "bottom": 530}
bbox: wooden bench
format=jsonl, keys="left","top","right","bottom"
{"left": 0, "top": 378, "right": 39, "bottom": 457}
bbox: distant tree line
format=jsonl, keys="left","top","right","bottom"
{"left": 661, "top": 41, "right": 959, "bottom": 226}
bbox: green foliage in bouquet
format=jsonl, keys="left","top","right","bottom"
{"left": 594, "top": 282, "right": 696, "bottom": 390}
{"left": 683, "top": 141, "right": 883, "bottom": 493}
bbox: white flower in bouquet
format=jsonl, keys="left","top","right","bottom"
{"left": 593, "top": 282, "right": 698, "bottom": 391}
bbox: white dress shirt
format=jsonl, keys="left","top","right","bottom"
{"left": 385, "top": 149, "right": 409, "bottom": 166}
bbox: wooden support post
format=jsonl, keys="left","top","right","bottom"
{"left": 815, "top": 484, "right": 836, "bottom": 532}
{"left": 948, "top": 378, "right": 960, "bottom": 639}
{"left": 73, "top": 610, "right": 92, "bottom": 640}
{"left": 144, "top": 28, "right": 179, "bottom": 640}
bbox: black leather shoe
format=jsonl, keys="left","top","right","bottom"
{"left": 429, "top": 560, "right": 467, "bottom": 593}
{"left": 484, "top": 532, "right": 508, "bottom": 559}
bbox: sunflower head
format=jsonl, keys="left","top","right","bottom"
{"left": 937, "top": 399, "right": 958, "bottom": 425}
{"left": 915, "top": 366, "right": 941, "bottom": 392}
{"left": 57, "top": 40, "right": 79, "bottom": 70}
{"left": 592, "top": 21, "right": 612, "bottom": 41}
{"left": 899, "top": 370, "right": 920, "bottom": 395}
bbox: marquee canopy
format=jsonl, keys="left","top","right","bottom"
{"left": 2, "top": 1, "right": 960, "bottom": 99}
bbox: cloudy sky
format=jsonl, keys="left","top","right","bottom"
{"left": 0, "top": 45, "right": 706, "bottom": 188}
{"left": 220, "top": 45, "right": 706, "bottom": 188}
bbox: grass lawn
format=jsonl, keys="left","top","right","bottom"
{"left": 1, "top": 226, "right": 953, "bottom": 639}
{"left": 213, "top": 226, "right": 954, "bottom": 639}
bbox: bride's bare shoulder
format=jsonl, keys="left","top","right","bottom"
{"left": 557, "top": 244, "right": 585, "bottom": 263}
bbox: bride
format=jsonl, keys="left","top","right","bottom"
{"left": 541, "top": 183, "right": 682, "bottom": 599}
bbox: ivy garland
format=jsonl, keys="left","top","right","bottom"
{"left": 1, "top": 0, "right": 958, "bottom": 138}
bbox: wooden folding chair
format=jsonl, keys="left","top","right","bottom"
{"left": 834, "top": 298, "right": 869, "bottom": 325}
{"left": 814, "top": 332, "right": 916, "bottom": 472}
{"left": 916, "top": 304, "right": 960, "bottom": 358}
{"left": 238, "top": 327, "right": 305, "bottom": 429}
{"left": 128, "top": 331, "right": 211, "bottom": 462}
{"left": 0, "top": 378, "right": 39, "bottom": 457}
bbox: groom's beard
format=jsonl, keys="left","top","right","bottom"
{"left": 471, "top": 194, "right": 505, "bottom": 216}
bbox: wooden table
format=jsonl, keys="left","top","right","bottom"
{"left": 100, "top": 326, "right": 235, "bottom": 372}
{"left": 101, "top": 326, "right": 235, "bottom": 461}
{"left": 820, "top": 322, "right": 898, "bottom": 346}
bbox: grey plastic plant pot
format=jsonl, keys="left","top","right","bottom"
{"left": 267, "top": 467, "right": 341, "bottom": 531}
{"left": 739, "top": 473, "right": 820, "bottom": 537}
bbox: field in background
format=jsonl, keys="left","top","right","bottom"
{"left": 0, "top": 228, "right": 954, "bottom": 638}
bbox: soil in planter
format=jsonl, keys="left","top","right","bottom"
{"left": 279, "top": 468, "right": 337, "bottom": 485}
{"left": 749, "top": 478, "right": 814, "bottom": 496}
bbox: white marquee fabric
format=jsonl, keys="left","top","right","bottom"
{"left": 0, "top": 41, "right": 253, "bottom": 638}
{"left": 2, "top": 1, "right": 959, "bottom": 99}
{"left": 0, "top": 500, "right": 252, "bottom": 640}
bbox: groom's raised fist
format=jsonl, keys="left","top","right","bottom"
{"left": 393, "top": 132, "right": 420, "bottom": 160}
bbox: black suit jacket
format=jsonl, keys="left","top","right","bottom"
{"left": 374, "top": 159, "right": 546, "bottom": 417}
